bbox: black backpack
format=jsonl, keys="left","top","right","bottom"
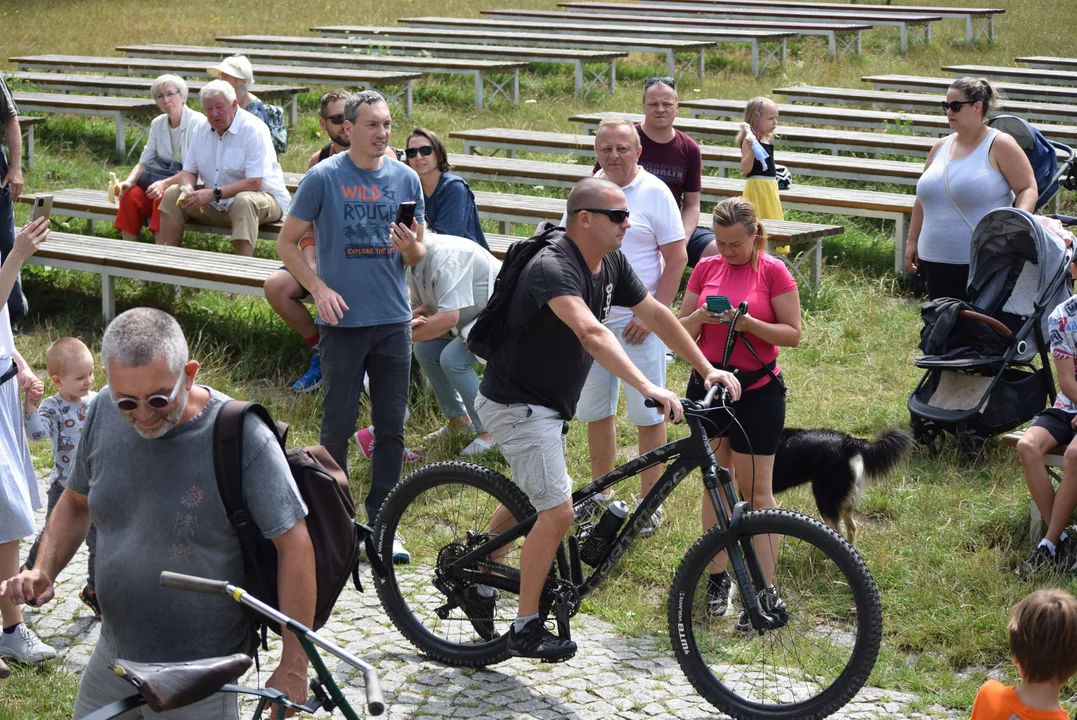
{"left": 466, "top": 222, "right": 563, "bottom": 360}
{"left": 213, "top": 401, "right": 384, "bottom": 652}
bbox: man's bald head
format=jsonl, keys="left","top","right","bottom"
{"left": 567, "top": 177, "right": 622, "bottom": 221}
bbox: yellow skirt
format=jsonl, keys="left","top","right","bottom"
{"left": 743, "top": 177, "right": 784, "bottom": 220}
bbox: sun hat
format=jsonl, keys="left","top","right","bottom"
{"left": 208, "top": 55, "right": 254, "bottom": 85}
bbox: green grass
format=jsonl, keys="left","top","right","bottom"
{"left": 3, "top": 0, "right": 1077, "bottom": 717}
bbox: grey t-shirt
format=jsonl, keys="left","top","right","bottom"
{"left": 288, "top": 153, "right": 425, "bottom": 328}
{"left": 66, "top": 387, "right": 307, "bottom": 663}
{"left": 407, "top": 233, "right": 501, "bottom": 334}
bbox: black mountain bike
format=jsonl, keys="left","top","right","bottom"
{"left": 373, "top": 386, "right": 883, "bottom": 720}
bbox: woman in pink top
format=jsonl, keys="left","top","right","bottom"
{"left": 678, "top": 197, "right": 801, "bottom": 623}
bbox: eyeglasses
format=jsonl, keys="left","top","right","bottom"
{"left": 111, "top": 372, "right": 185, "bottom": 412}
{"left": 644, "top": 76, "right": 676, "bottom": 90}
{"left": 941, "top": 100, "right": 976, "bottom": 113}
{"left": 576, "top": 208, "right": 630, "bottom": 223}
{"left": 404, "top": 145, "right": 435, "bottom": 159}
{"left": 155, "top": 90, "right": 181, "bottom": 102}
{"left": 321, "top": 113, "right": 345, "bottom": 125}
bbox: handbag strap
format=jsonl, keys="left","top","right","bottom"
{"left": 942, "top": 130, "right": 998, "bottom": 233}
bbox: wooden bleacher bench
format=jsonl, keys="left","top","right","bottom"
{"left": 21, "top": 186, "right": 841, "bottom": 288}
{"left": 1019, "top": 57, "right": 1077, "bottom": 72}
{"left": 636, "top": 0, "right": 1003, "bottom": 44}
{"left": 942, "top": 64, "right": 1077, "bottom": 89}
{"left": 10, "top": 54, "right": 420, "bottom": 116}
{"left": 10, "top": 72, "right": 308, "bottom": 124}
{"left": 559, "top": 1, "right": 941, "bottom": 52}
{"left": 117, "top": 44, "right": 529, "bottom": 109}
{"left": 13, "top": 91, "right": 158, "bottom": 160}
{"left": 863, "top": 74, "right": 1077, "bottom": 105}
{"left": 308, "top": 25, "right": 720, "bottom": 81}
{"left": 479, "top": 9, "right": 869, "bottom": 57}
{"left": 17, "top": 116, "right": 44, "bottom": 169}
{"left": 677, "top": 98, "right": 1077, "bottom": 143}
{"left": 1002, "top": 430, "right": 1065, "bottom": 542}
{"left": 775, "top": 85, "right": 1077, "bottom": 126}
{"left": 216, "top": 35, "right": 626, "bottom": 98}
{"left": 397, "top": 16, "right": 793, "bottom": 77}
{"left": 25, "top": 229, "right": 283, "bottom": 320}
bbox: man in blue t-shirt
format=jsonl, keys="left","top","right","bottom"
{"left": 278, "top": 90, "right": 425, "bottom": 531}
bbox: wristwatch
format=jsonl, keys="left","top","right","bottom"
{"left": 212, "top": 187, "right": 222, "bottom": 201}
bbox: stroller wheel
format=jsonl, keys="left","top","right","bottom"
{"left": 910, "top": 415, "right": 945, "bottom": 454}
{"left": 957, "top": 430, "right": 987, "bottom": 459}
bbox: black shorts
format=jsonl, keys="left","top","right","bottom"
{"left": 686, "top": 370, "right": 785, "bottom": 455}
{"left": 277, "top": 265, "right": 310, "bottom": 300}
{"left": 687, "top": 226, "right": 714, "bottom": 268}
{"left": 1030, "top": 407, "right": 1077, "bottom": 448}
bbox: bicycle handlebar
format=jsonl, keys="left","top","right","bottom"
{"left": 644, "top": 382, "right": 727, "bottom": 413}
{"left": 159, "top": 572, "right": 384, "bottom": 715}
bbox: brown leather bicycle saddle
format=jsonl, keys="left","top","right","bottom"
{"left": 109, "top": 654, "right": 252, "bottom": 712}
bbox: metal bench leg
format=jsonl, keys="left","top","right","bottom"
{"left": 758, "top": 42, "right": 781, "bottom": 75}
{"left": 582, "top": 63, "right": 615, "bottom": 97}
{"left": 811, "top": 239, "right": 822, "bottom": 286}
{"left": 21, "top": 126, "right": 34, "bottom": 171}
{"left": 966, "top": 16, "right": 974, "bottom": 44}
{"left": 475, "top": 72, "right": 484, "bottom": 110}
{"left": 289, "top": 95, "right": 297, "bottom": 126}
{"left": 115, "top": 114, "right": 126, "bottom": 160}
{"left": 666, "top": 51, "right": 676, "bottom": 79}
{"left": 483, "top": 72, "right": 518, "bottom": 106}
{"left": 751, "top": 42, "right": 760, "bottom": 78}
{"left": 894, "top": 213, "right": 908, "bottom": 274}
{"left": 575, "top": 62, "right": 583, "bottom": 97}
{"left": 101, "top": 273, "right": 116, "bottom": 321}
{"left": 900, "top": 24, "right": 908, "bottom": 53}
{"left": 827, "top": 32, "right": 836, "bottom": 57}
{"left": 673, "top": 51, "right": 704, "bottom": 83}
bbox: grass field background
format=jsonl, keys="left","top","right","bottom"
{"left": 3, "top": 0, "right": 1077, "bottom": 717}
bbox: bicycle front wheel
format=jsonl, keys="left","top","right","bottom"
{"left": 668, "top": 509, "right": 882, "bottom": 720}
{"left": 374, "top": 461, "right": 535, "bottom": 667}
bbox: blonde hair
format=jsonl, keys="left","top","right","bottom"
{"left": 734, "top": 97, "right": 778, "bottom": 145}
{"left": 950, "top": 76, "right": 1001, "bottom": 119}
{"left": 1009, "top": 589, "right": 1077, "bottom": 684}
{"left": 595, "top": 117, "right": 639, "bottom": 149}
{"left": 45, "top": 337, "right": 92, "bottom": 377}
{"left": 713, "top": 197, "right": 768, "bottom": 269}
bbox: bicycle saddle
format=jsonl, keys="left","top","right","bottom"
{"left": 109, "top": 653, "right": 252, "bottom": 712}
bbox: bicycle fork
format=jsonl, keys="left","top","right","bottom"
{"left": 704, "top": 463, "right": 776, "bottom": 633}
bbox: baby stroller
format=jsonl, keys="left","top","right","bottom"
{"left": 987, "top": 115, "right": 1077, "bottom": 211}
{"left": 909, "top": 208, "right": 1075, "bottom": 455}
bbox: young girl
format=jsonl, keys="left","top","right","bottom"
{"left": 736, "top": 97, "right": 784, "bottom": 221}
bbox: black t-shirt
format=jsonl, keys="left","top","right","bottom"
{"left": 479, "top": 235, "right": 648, "bottom": 420}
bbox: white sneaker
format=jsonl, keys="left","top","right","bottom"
{"left": 422, "top": 425, "right": 455, "bottom": 443}
{"left": 460, "top": 436, "right": 496, "bottom": 457}
{"left": 393, "top": 532, "right": 411, "bottom": 565}
{"left": 0, "top": 623, "right": 57, "bottom": 663}
{"left": 638, "top": 501, "right": 665, "bottom": 539}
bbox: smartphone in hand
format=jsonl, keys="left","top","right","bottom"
{"left": 705, "top": 295, "right": 733, "bottom": 314}
{"left": 394, "top": 201, "right": 416, "bottom": 228}
{"left": 29, "top": 194, "right": 53, "bottom": 223}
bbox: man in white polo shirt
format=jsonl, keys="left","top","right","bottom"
{"left": 561, "top": 117, "right": 687, "bottom": 536}
{"left": 158, "top": 80, "right": 290, "bottom": 256}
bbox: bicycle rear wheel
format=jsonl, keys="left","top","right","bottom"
{"left": 374, "top": 461, "right": 535, "bottom": 667}
{"left": 668, "top": 509, "right": 882, "bottom": 720}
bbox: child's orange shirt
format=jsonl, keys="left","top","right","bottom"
{"left": 970, "top": 680, "right": 1069, "bottom": 720}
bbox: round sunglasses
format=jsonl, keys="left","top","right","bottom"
{"left": 405, "top": 145, "right": 435, "bottom": 159}
{"left": 110, "top": 371, "right": 185, "bottom": 412}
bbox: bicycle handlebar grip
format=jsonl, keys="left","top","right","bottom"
{"left": 159, "top": 571, "right": 230, "bottom": 596}
{"left": 364, "top": 669, "right": 385, "bottom": 715}
{"left": 644, "top": 398, "right": 660, "bottom": 409}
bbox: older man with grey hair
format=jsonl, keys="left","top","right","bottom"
{"left": 158, "top": 79, "right": 290, "bottom": 256}
{"left": 0, "top": 307, "right": 315, "bottom": 718}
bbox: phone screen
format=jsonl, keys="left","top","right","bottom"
{"left": 394, "top": 201, "right": 416, "bottom": 228}
{"left": 706, "top": 295, "right": 732, "bottom": 313}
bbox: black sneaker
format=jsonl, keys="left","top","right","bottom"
{"left": 705, "top": 573, "right": 733, "bottom": 618}
{"left": 1016, "top": 544, "right": 1058, "bottom": 580}
{"left": 734, "top": 587, "right": 788, "bottom": 632}
{"left": 461, "top": 586, "right": 499, "bottom": 641}
{"left": 506, "top": 618, "right": 577, "bottom": 662}
{"left": 1057, "top": 536, "right": 1077, "bottom": 573}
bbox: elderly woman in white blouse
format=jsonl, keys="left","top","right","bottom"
{"left": 113, "top": 74, "right": 206, "bottom": 242}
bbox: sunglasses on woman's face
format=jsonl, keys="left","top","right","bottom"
{"left": 941, "top": 100, "right": 975, "bottom": 113}
{"left": 111, "top": 371, "right": 185, "bottom": 412}
{"left": 405, "top": 145, "right": 435, "bottom": 159}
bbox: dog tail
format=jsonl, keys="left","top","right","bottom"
{"left": 858, "top": 429, "right": 913, "bottom": 478}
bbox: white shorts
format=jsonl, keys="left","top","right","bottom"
{"left": 576, "top": 318, "right": 666, "bottom": 427}
{"left": 475, "top": 393, "right": 572, "bottom": 512}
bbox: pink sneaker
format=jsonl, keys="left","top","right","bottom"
{"left": 354, "top": 428, "right": 422, "bottom": 463}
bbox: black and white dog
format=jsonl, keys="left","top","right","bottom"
{"left": 772, "top": 428, "right": 913, "bottom": 544}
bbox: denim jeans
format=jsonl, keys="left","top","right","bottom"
{"left": 412, "top": 335, "right": 486, "bottom": 434}
{"left": 319, "top": 322, "right": 411, "bottom": 523}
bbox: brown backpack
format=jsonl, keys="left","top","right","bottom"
{"left": 213, "top": 401, "right": 384, "bottom": 651}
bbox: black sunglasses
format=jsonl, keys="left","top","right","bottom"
{"left": 405, "top": 145, "right": 435, "bottom": 159}
{"left": 577, "top": 208, "right": 630, "bottom": 223}
{"left": 321, "top": 113, "right": 345, "bottom": 125}
{"left": 110, "top": 372, "right": 184, "bottom": 412}
{"left": 644, "top": 76, "right": 676, "bottom": 90}
{"left": 941, "top": 100, "right": 976, "bottom": 113}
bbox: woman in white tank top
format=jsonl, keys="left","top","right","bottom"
{"left": 905, "top": 77, "right": 1038, "bottom": 301}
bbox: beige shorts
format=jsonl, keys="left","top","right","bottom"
{"left": 474, "top": 392, "right": 571, "bottom": 512}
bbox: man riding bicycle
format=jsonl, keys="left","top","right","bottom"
{"left": 474, "top": 177, "right": 740, "bottom": 661}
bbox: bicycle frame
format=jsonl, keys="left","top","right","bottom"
{"left": 445, "top": 396, "right": 775, "bottom": 630}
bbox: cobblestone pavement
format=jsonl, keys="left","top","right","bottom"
{"left": 18, "top": 475, "right": 959, "bottom": 719}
